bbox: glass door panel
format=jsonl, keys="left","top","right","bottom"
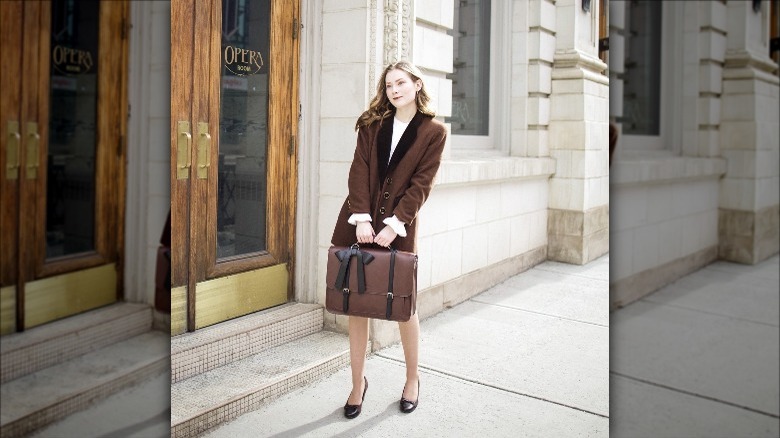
{"left": 217, "top": 0, "right": 271, "bottom": 260}
{"left": 47, "top": 0, "right": 99, "bottom": 258}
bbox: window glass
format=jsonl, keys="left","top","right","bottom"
{"left": 218, "top": 0, "right": 271, "bottom": 259}
{"left": 621, "top": 0, "right": 661, "bottom": 136}
{"left": 47, "top": 0, "right": 99, "bottom": 258}
{"left": 446, "top": 0, "right": 491, "bottom": 136}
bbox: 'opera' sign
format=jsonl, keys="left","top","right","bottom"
{"left": 52, "top": 45, "right": 94, "bottom": 75}
{"left": 224, "top": 45, "right": 264, "bottom": 76}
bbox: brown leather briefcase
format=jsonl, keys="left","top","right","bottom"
{"left": 325, "top": 244, "right": 418, "bottom": 322}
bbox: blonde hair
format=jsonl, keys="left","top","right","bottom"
{"left": 355, "top": 61, "right": 436, "bottom": 130}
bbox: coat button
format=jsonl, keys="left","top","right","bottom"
{"left": 386, "top": 177, "right": 392, "bottom": 184}
{"left": 379, "top": 207, "right": 386, "bottom": 215}
{"left": 383, "top": 192, "right": 390, "bottom": 199}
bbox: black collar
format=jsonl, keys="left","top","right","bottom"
{"left": 376, "top": 111, "right": 424, "bottom": 182}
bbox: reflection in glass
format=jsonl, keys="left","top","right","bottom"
{"left": 218, "top": 0, "right": 271, "bottom": 259}
{"left": 46, "top": 0, "right": 98, "bottom": 258}
{"left": 446, "top": 0, "right": 491, "bottom": 136}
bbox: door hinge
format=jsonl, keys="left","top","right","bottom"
{"left": 288, "top": 134, "right": 295, "bottom": 156}
{"left": 292, "top": 18, "right": 298, "bottom": 39}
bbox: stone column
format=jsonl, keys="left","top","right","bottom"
{"left": 547, "top": 0, "right": 609, "bottom": 264}
{"left": 515, "top": 0, "right": 555, "bottom": 158}
{"left": 719, "top": 1, "right": 780, "bottom": 264}
{"left": 681, "top": 1, "right": 728, "bottom": 158}
{"left": 316, "top": 1, "right": 376, "bottom": 333}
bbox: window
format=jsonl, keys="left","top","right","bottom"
{"left": 621, "top": 1, "right": 661, "bottom": 137}
{"left": 618, "top": 0, "right": 684, "bottom": 153}
{"left": 444, "top": 0, "right": 512, "bottom": 152}
{"left": 447, "top": 0, "right": 491, "bottom": 137}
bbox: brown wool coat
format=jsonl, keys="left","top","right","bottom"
{"left": 331, "top": 111, "right": 447, "bottom": 253}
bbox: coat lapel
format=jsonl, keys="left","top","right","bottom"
{"left": 387, "top": 111, "right": 423, "bottom": 173}
{"left": 375, "top": 111, "right": 425, "bottom": 183}
{"left": 377, "top": 116, "right": 393, "bottom": 181}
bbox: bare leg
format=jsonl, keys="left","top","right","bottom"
{"left": 398, "top": 313, "right": 420, "bottom": 400}
{"left": 347, "top": 316, "right": 369, "bottom": 404}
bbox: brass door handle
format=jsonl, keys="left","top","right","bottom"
{"left": 6, "top": 121, "right": 20, "bottom": 180}
{"left": 197, "top": 122, "right": 210, "bottom": 180}
{"left": 26, "top": 122, "right": 39, "bottom": 180}
{"left": 177, "top": 121, "right": 191, "bottom": 180}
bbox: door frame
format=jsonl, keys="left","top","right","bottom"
{"left": 0, "top": 0, "right": 128, "bottom": 334}
{"left": 170, "top": 0, "right": 299, "bottom": 334}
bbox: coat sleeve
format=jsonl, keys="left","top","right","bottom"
{"left": 393, "top": 124, "right": 446, "bottom": 225}
{"left": 346, "top": 126, "right": 372, "bottom": 214}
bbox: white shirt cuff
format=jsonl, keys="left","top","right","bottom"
{"left": 383, "top": 215, "right": 407, "bottom": 237}
{"left": 348, "top": 213, "right": 372, "bottom": 225}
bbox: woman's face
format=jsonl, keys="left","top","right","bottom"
{"left": 385, "top": 69, "right": 421, "bottom": 111}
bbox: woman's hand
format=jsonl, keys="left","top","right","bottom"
{"left": 355, "top": 222, "right": 375, "bottom": 244}
{"left": 373, "top": 225, "right": 397, "bottom": 248}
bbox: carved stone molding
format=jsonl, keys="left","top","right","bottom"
{"left": 370, "top": 0, "right": 378, "bottom": 89}
{"left": 400, "top": 0, "right": 412, "bottom": 60}
{"left": 384, "top": 0, "right": 412, "bottom": 64}
{"left": 384, "top": 0, "right": 400, "bottom": 64}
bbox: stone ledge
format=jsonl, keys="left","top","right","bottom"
{"left": 436, "top": 156, "right": 556, "bottom": 186}
{"left": 611, "top": 154, "right": 726, "bottom": 186}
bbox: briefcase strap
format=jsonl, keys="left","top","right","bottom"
{"left": 386, "top": 249, "right": 396, "bottom": 319}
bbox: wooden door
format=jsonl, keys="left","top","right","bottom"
{"left": 0, "top": 0, "right": 127, "bottom": 334}
{"left": 171, "top": 0, "right": 299, "bottom": 334}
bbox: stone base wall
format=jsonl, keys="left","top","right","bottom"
{"left": 548, "top": 205, "right": 609, "bottom": 265}
{"left": 719, "top": 205, "right": 780, "bottom": 264}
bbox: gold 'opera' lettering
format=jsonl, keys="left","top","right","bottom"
{"left": 223, "top": 45, "right": 264, "bottom": 76}
{"left": 51, "top": 45, "right": 94, "bottom": 75}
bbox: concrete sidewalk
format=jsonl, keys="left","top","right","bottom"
{"left": 611, "top": 254, "right": 779, "bottom": 438}
{"left": 204, "top": 255, "right": 610, "bottom": 438}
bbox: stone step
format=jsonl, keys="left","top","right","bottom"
{"left": 0, "top": 302, "right": 152, "bottom": 384}
{"left": 28, "top": 371, "right": 170, "bottom": 438}
{"left": 0, "top": 330, "right": 169, "bottom": 438}
{"left": 171, "top": 303, "right": 323, "bottom": 384}
{"left": 171, "top": 330, "right": 352, "bottom": 438}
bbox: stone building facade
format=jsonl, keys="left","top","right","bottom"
{"left": 299, "top": 0, "right": 609, "bottom": 347}
{"left": 609, "top": 0, "right": 779, "bottom": 308}
{"left": 0, "top": 1, "right": 610, "bottom": 435}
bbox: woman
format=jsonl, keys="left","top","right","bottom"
{"left": 330, "top": 60, "right": 447, "bottom": 419}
